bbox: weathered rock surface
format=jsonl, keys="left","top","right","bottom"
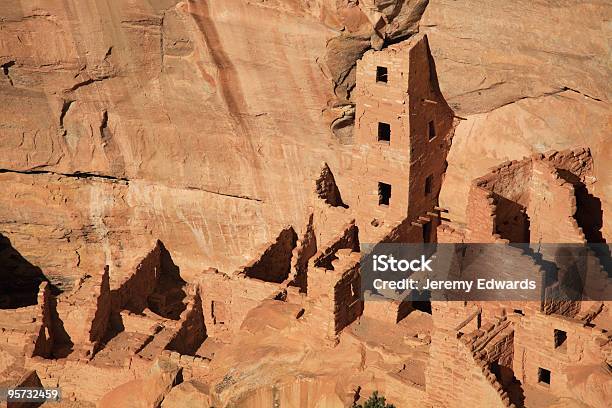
{"left": 0, "top": 0, "right": 609, "bottom": 284}
{"left": 160, "top": 380, "right": 211, "bottom": 408}
{"left": 0, "top": 0, "right": 610, "bottom": 407}
{"left": 98, "top": 356, "right": 181, "bottom": 408}
{"left": 420, "top": 0, "right": 611, "bottom": 238}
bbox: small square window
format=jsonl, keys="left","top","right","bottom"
{"left": 428, "top": 120, "right": 436, "bottom": 140}
{"left": 378, "top": 122, "right": 391, "bottom": 142}
{"left": 425, "top": 175, "right": 433, "bottom": 195}
{"left": 538, "top": 367, "right": 551, "bottom": 385}
{"left": 554, "top": 329, "right": 567, "bottom": 350}
{"left": 376, "top": 66, "right": 388, "bottom": 83}
{"left": 378, "top": 182, "right": 391, "bottom": 206}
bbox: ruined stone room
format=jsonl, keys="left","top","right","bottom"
{"left": 0, "top": 1, "right": 610, "bottom": 407}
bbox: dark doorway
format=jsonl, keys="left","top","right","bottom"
{"left": 378, "top": 182, "right": 391, "bottom": 206}
{"left": 377, "top": 122, "right": 391, "bottom": 142}
{"left": 428, "top": 120, "right": 436, "bottom": 140}
{"left": 425, "top": 175, "right": 433, "bottom": 195}
{"left": 554, "top": 329, "right": 567, "bottom": 351}
{"left": 423, "top": 222, "right": 432, "bottom": 243}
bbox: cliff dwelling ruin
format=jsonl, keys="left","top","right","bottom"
{"left": 0, "top": 1, "right": 610, "bottom": 407}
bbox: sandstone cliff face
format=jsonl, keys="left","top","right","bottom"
{"left": 1, "top": 0, "right": 609, "bottom": 289}
{"left": 0, "top": 0, "right": 344, "bottom": 285}
{"left": 2, "top": 0, "right": 607, "bottom": 286}
{"left": 420, "top": 0, "right": 611, "bottom": 238}
{"left": 0, "top": 1, "right": 610, "bottom": 405}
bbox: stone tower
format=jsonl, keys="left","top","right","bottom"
{"left": 350, "top": 34, "right": 454, "bottom": 243}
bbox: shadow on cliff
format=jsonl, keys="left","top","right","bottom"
{"left": 0, "top": 233, "right": 59, "bottom": 309}
{"left": 558, "top": 170, "right": 611, "bottom": 276}
{"left": 102, "top": 241, "right": 188, "bottom": 350}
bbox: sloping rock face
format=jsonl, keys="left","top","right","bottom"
{"left": 419, "top": 0, "right": 611, "bottom": 237}
{"left": 1, "top": 0, "right": 608, "bottom": 285}
{"left": 0, "top": 0, "right": 345, "bottom": 284}
{"left": 0, "top": 0, "right": 610, "bottom": 406}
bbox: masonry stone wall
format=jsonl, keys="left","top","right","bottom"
{"left": 111, "top": 242, "right": 163, "bottom": 314}
{"left": 529, "top": 162, "right": 586, "bottom": 245}
{"left": 56, "top": 267, "right": 111, "bottom": 358}
{"left": 197, "top": 269, "right": 283, "bottom": 338}
{"left": 240, "top": 226, "right": 297, "bottom": 283}
{"left": 289, "top": 214, "right": 317, "bottom": 293}
{"left": 165, "top": 286, "right": 206, "bottom": 356}
{"left": 406, "top": 36, "right": 454, "bottom": 227}
{"left": 349, "top": 34, "right": 454, "bottom": 244}
{"left": 311, "top": 221, "right": 358, "bottom": 271}
{"left": 308, "top": 249, "right": 363, "bottom": 337}
{"left": 461, "top": 148, "right": 596, "bottom": 245}
{"left": 426, "top": 327, "right": 509, "bottom": 408}
{"left": 513, "top": 311, "right": 610, "bottom": 406}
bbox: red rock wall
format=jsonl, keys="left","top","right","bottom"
{"left": 406, "top": 36, "right": 454, "bottom": 225}
{"left": 513, "top": 312, "right": 609, "bottom": 405}
{"left": 197, "top": 270, "right": 282, "bottom": 338}
{"left": 111, "top": 243, "right": 162, "bottom": 314}
{"left": 241, "top": 226, "right": 297, "bottom": 283}
{"left": 349, "top": 35, "right": 453, "bottom": 243}
{"left": 166, "top": 287, "right": 206, "bottom": 356}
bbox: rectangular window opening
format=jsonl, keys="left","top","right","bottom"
{"left": 378, "top": 122, "right": 391, "bottom": 143}
{"left": 425, "top": 175, "right": 433, "bottom": 195}
{"left": 378, "top": 182, "right": 391, "bottom": 206}
{"left": 428, "top": 120, "right": 436, "bottom": 140}
{"left": 554, "top": 329, "right": 567, "bottom": 350}
{"left": 376, "top": 66, "right": 388, "bottom": 83}
{"left": 538, "top": 368, "right": 551, "bottom": 385}
{"left": 423, "top": 221, "right": 432, "bottom": 243}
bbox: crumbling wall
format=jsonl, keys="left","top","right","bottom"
{"left": 240, "top": 226, "right": 297, "bottom": 283}
{"left": 25, "top": 352, "right": 139, "bottom": 403}
{"left": 540, "top": 148, "right": 594, "bottom": 181}
{"left": 466, "top": 316, "right": 516, "bottom": 389}
{"left": 426, "top": 323, "right": 509, "bottom": 408}
{"left": 308, "top": 249, "right": 363, "bottom": 337}
{"left": 470, "top": 159, "right": 532, "bottom": 243}
{"left": 111, "top": 242, "right": 163, "bottom": 313}
{"left": 462, "top": 148, "right": 597, "bottom": 245}
{"left": 311, "top": 221, "right": 359, "bottom": 271}
{"left": 529, "top": 162, "right": 586, "bottom": 245}
{"left": 0, "top": 305, "right": 40, "bottom": 360}
{"left": 197, "top": 269, "right": 283, "bottom": 338}
{"left": 29, "top": 282, "right": 54, "bottom": 358}
{"left": 362, "top": 295, "right": 406, "bottom": 324}
{"left": 55, "top": 267, "right": 111, "bottom": 358}
{"left": 333, "top": 257, "right": 363, "bottom": 333}
{"left": 465, "top": 186, "right": 500, "bottom": 243}
{"left": 513, "top": 311, "right": 610, "bottom": 405}
{"left": 166, "top": 286, "right": 206, "bottom": 356}
{"left": 289, "top": 214, "right": 317, "bottom": 293}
